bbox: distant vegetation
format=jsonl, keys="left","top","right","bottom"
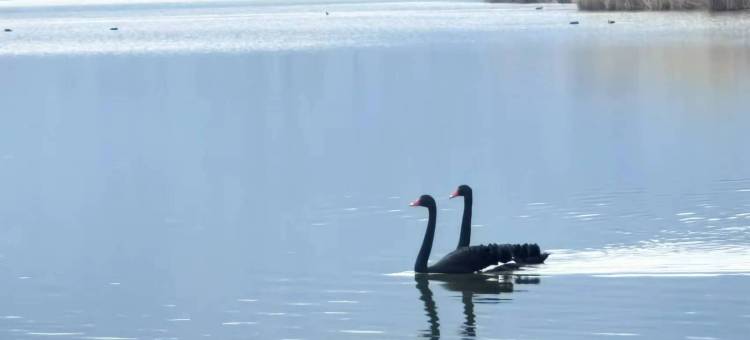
{"left": 577, "top": 0, "right": 750, "bottom": 10}
{"left": 485, "top": 0, "right": 749, "bottom": 10}
{"left": 484, "top": 0, "right": 569, "bottom": 3}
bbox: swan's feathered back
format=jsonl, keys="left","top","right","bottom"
{"left": 427, "top": 243, "right": 548, "bottom": 273}
{"left": 511, "top": 243, "right": 549, "bottom": 264}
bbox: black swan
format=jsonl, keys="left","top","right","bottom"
{"left": 449, "top": 185, "right": 550, "bottom": 265}
{"left": 410, "top": 195, "right": 515, "bottom": 273}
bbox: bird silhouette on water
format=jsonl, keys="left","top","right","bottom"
{"left": 449, "top": 185, "right": 549, "bottom": 266}
{"left": 409, "top": 193, "right": 548, "bottom": 274}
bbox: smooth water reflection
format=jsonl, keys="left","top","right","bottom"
{"left": 415, "top": 274, "right": 524, "bottom": 339}
{"left": 2, "top": 2, "right": 750, "bottom": 55}
{"left": 1, "top": 269, "right": 749, "bottom": 339}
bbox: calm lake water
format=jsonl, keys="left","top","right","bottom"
{"left": 2, "top": 1, "right": 750, "bottom": 339}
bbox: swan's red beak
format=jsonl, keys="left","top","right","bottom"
{"left": 449, "top": 190, "right": 459, "bottom": 199}
{"left": 409, "top": 199, "right": 421, "bottom": 207}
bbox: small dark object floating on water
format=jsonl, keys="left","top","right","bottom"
{"left": 608, "top": 20, "right": 616, "bottom": 24}
{"left": 110, "top": 27, "right": 119, "bottom": 31}
{"left": 325, "top": 11, "right": 329, "bottom": 15}
{"left": 3, "top": 28, "right": 11, "bottom": 32}
{"left": 536, "top": 6, "right": 543, "bottom": 10}
{"left": 570, "top": 21, "right": 579, "bottom": 25}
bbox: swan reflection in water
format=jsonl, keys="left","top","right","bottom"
{"left": 415, "top": 273, "right": 541, "bottom": 339}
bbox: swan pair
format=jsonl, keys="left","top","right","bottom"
{"left": 409, "top": 185, "right": 549, "bottom": 274}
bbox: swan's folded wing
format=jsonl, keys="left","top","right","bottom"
{"left": 429, "top": 244, "right": 514, "bottom": 273}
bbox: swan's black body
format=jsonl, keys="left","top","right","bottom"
{"left": 426, "top": 243, "right": 515, "bottom": 274}
{"left": 450, "top": 185, "right": 550, "bottom": 265}
{"left": 411, "top": 195, "right": 547, "bottom": 274}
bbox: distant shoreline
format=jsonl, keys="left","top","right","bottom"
{"left": 485, "top": 0, "right": 750, "bottom": 10}
{"left": 577, "top": 0, "right": 750, "bottom": 10}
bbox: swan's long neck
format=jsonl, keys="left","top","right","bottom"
{"left": 415, "top": 204, "right": 437, "bottom": 273}
{"left": 457, "top": 193, "right": 472, "bottom": 249}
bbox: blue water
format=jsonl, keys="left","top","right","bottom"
{"left": 1, "top": 1, "right": 750, "bottom": 339}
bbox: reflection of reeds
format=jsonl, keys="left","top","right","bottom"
{"left": 577, "top": 0, "right": 750, "bottom": 10}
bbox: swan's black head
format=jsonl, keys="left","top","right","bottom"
{"left": 409, "top": 195, "right": 436, "bottom": 208}
{"left": 449, "top": 184, "right": 472, "bottom": 199}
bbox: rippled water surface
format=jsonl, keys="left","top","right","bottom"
{"left": 1, "top": 1, "right": 750, "bottom": 339}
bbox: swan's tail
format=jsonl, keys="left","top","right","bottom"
{"left": 510, "top": 243, "right": 549, "bottom": 264}
{"left": 483, "top": 243, "right": 549, "bottom": 264}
